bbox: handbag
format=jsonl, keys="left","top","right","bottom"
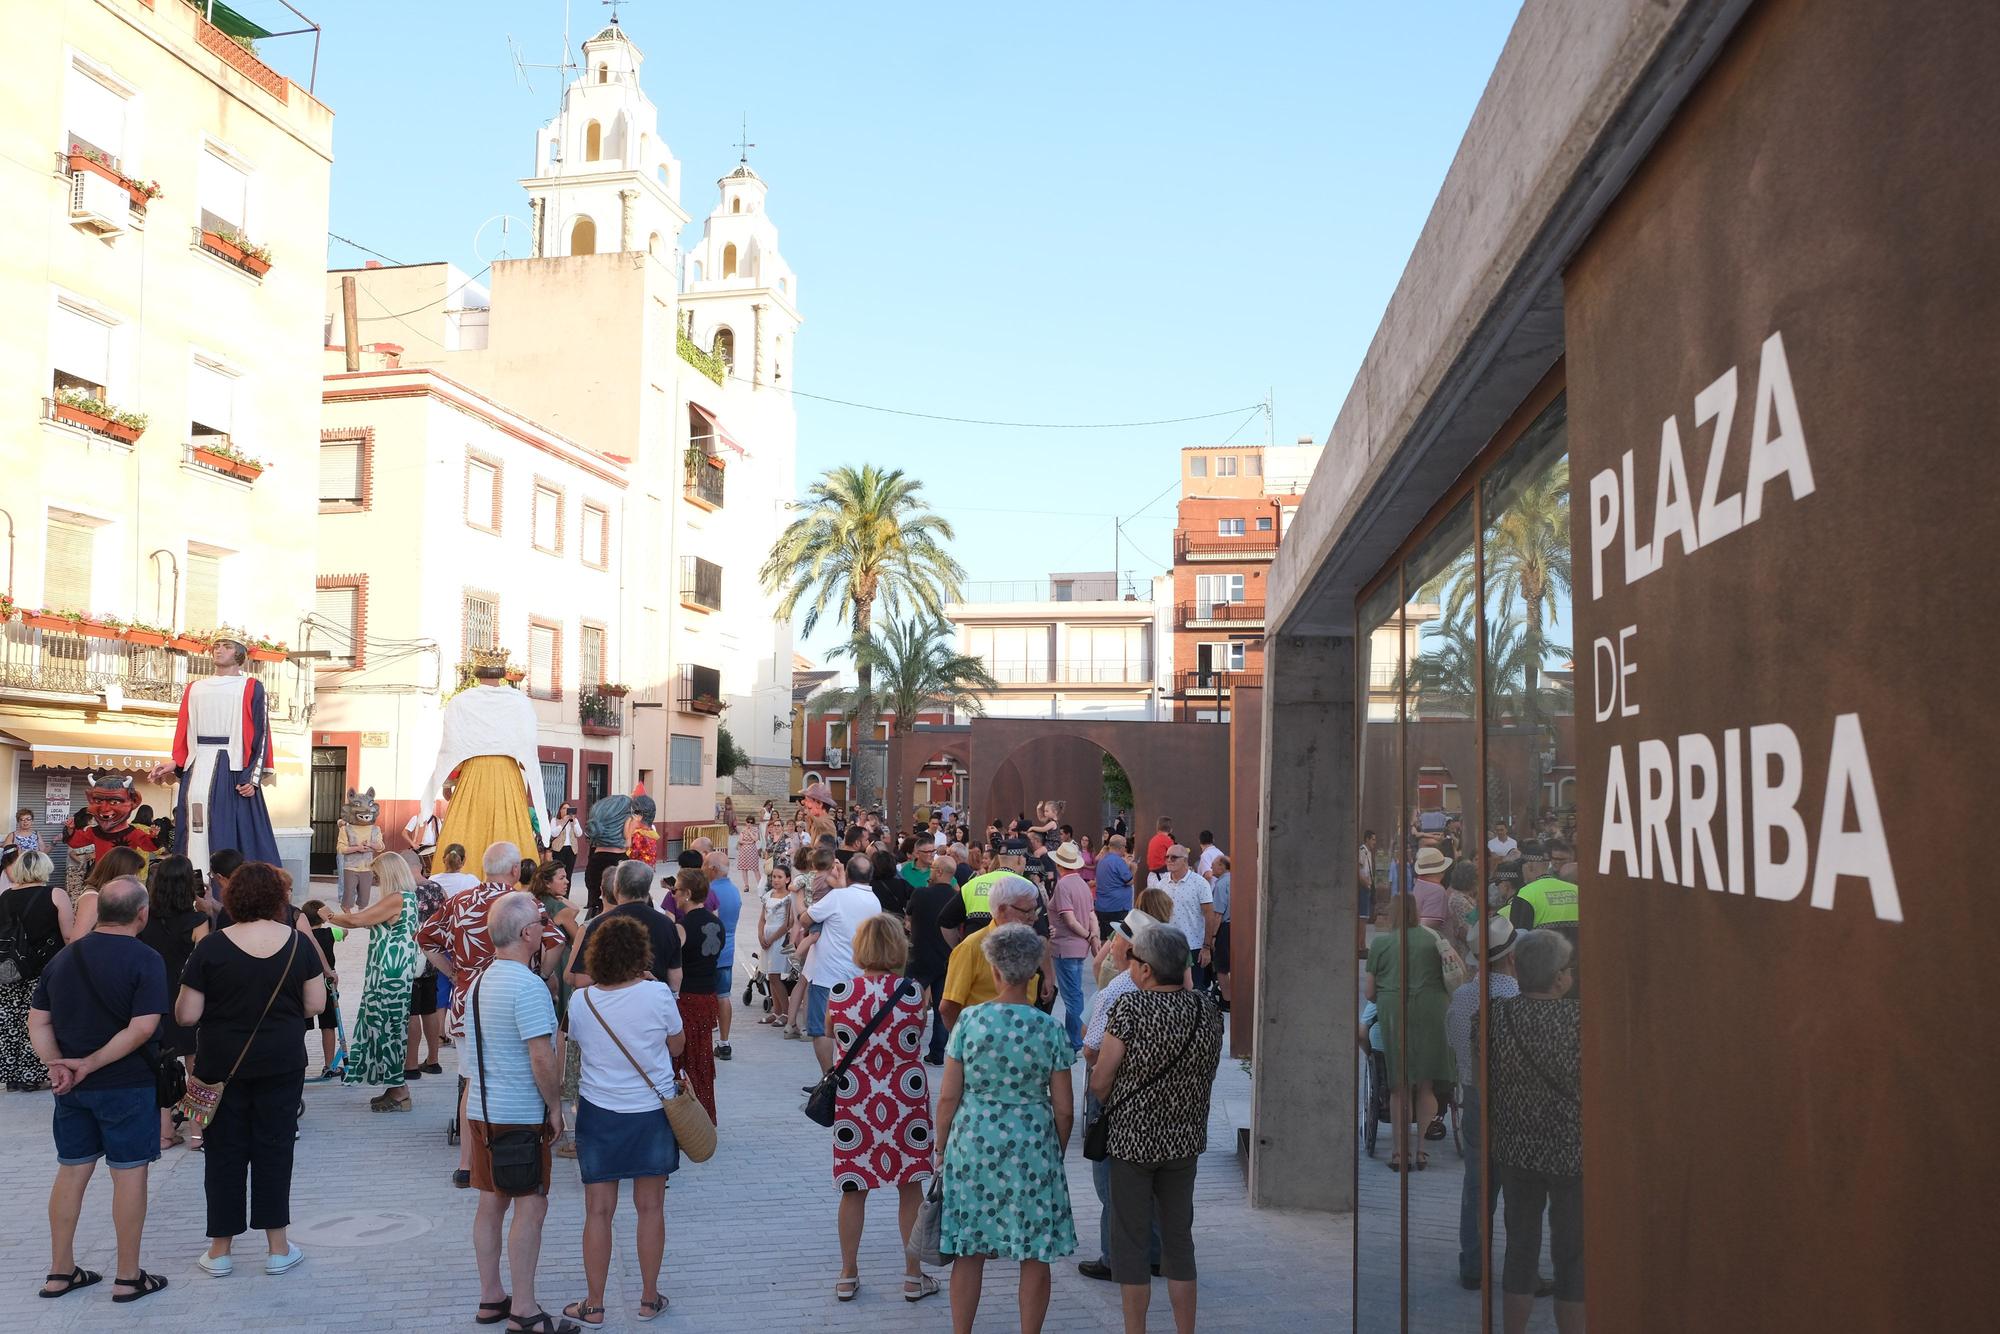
{"left": 1425, "top": 927, "right": 1468, "bottom": 994}
{"left": 1084, "top": 993, "right": 1205, "bottom": 1162}
{"left": 803, "top": 977, "right": 913, "bottom": 1127}
{"left": 472, "top": 972, "right": 549, "bottom": 1196}
{"left": 581, "top": 987, "right": 716, "bottom": 1163}
{"left": 177, "top": 933, "right": 299, "bottom": 1128}
{"left": 73, "top": 944, "right": 186, "bottom": 1110}
{"left": 907, "top": 1173, "right": 945, "bottom": 1267}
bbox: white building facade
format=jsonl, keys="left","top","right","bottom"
{"left": 945, "top": 575, "right": 1174, "bottom": 722}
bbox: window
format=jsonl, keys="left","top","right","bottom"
{"left": 581, "top": 503, "right": 609, "bottom": 568}
{"left": 1197, "top": 641, "right": 1245, "bottom": 674}
{"left": 465, "top": 453, "right": 500, "bottom": 531}
{"left": 66, "top": 61, "right": 131, "bottom": 166}
{"left": 51, "top": 300, "right": 115, "bottom": 398}
{"left": 966, "top": 625, "right": 1053, "bottom": 683}
{"left": 586, "top": 763, "right": 610, "bottom": 806}
{"left": 185, "top": 549, "right": 222, "bottom": 630}
{"left": 669, "top": 734, "right": 703, "bottom": 785}
{"left": 712, "top": 327, "right": 734, "bottom": 369}
{"left": 463, "top": 592, "right": 498, "bottom": 654}
{"left": 541, "top": 761, "right": 569, "bottom": 816}
{"left": 532, "top": 482, "right": 563, "bottom": 554}
{"left": 189, "top": 358, "right": 237, "bottom": 441}
{"left": 1066, "top": 623, "right": 1150, "bottom": 683}
{"left": 827, "top": 721, "right": 848, "bottom": 750}
{"left": 596, "top": 65, "right": 607, "bottom": 84}
{"left": 1188, "top": 455, "right": 1208, "bottom": 477}
{"left": 43, "top": 517, "right": 95, "bottom": 611}
{"left": 1052, "top": 580, "right": 1074, "bottom": 602}
{"left": 584, "top": 120, "right": 602, "bottom": 161}
{"left": 1248, "top": 453, "right": 1263, "bottom": 476}
{"left": 1195, "top": 573, "right": 1245, "bottom": 613}
{"left": 1218, "top": 518, "right": 1246, "bottom": 536}
{"left": 315, "top": 582, "right": 360, "bottom": 666}
{"left": 319, "top": 436, "right": 366, "bottom": 508}
{"left": 731, "top": 198, "right": 741, "bottom": 214}
{"left": 1256, "top": 516, "right": 1274, "bottom": 531}
{"left": 722, "top": 244, "right": 738, "bottom": 278}
{"left": 579, "top": 624, "right": 606, "bottom": 689}
{"left": 528, "top": 620, "right": 559, "bottom": 698}
{"left": 198, "top": 147, "right": 247, "bottom": 235}
{"left": 1217, "top": 456, "right": 1238, "bottom": 476}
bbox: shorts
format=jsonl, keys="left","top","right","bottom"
{"left": 1214, "top": 921, "right": 1232, "bottom": 973}
{"left": 315, "top": 1004, "right": 338, "bottom": 1032}
{"left": 714, "top": 965, "right": 734, "bottom": 998}
{"left": 408, "top": 971, "right": 440, "bottom": 1018}
{"left": 575, "top": 1096, "right": 680, "bottom": 1184}
{"left": 805, "top": 983, "right": 832, "bottom": 1037}
{"left": 53, "top": 1085, "right": 160, "bottom": 1169}
{"left": 466, "top": 1118, "right": 552, "bottom": 1196}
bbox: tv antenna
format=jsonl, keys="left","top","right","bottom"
{"left": 507, "top": 0, "right": 577, "bottom": 98}
{"left": 735, "top": 114, "right": 756, "bottom": 164}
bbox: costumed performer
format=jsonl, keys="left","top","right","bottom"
{"left": 423, "top": 649, "right": 546, "bottom": 872}
{"left": 149, "top": 636, "right": 281, "bottom": 872}
{"left": 61, "top": 772, "right": 159, "bottom": 902}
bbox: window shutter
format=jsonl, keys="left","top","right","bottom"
{"left": 534, "top": 487, "right": 559, "bottom": 550}
{"left": 319, "top": 442, "right": 363, "bottom": 503}
{"left": 66, "top": 65, "right": 128, "bottom": 162}
{"left": 189, "top": 361, "right": 235, "bottom": 437}
{"left": 582, "top": 506, "right": 606, "bottom": 564}
{"left": 198, "top": 150, "right": 246, "bottom": 232}
{"left": 467, "top": 460, "right": 497, "bottom": 527}
{"left": 185, "top": 552, "right": 222, "bottom": 630}
{"left": 315, "top": 586, "right": 358, "bottom": 664}
{"left": 52, "top": 304, "right": 114, "bottom": 392}
{"left": 43, "top": 521, "right": 95, "bottom": 611}
{"left": 529, "top": 624, "right": 556, "bottom": 695}
{"left": 580, "top": 626, "right": 604, "bottom": 688}
{"left": 463, "top": 595, "right": 497, "bottom": 652}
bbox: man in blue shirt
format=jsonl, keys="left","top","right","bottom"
{"left": 1093, "top": 835, "right": 1135, "bottom": 940}
{"left": 703, "top": 852, "right": 743, "bottom": 1060}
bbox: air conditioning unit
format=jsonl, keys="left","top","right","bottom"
{"left": 825, "top": 746, "right": 843, "bottom": 767}
{"left": 69, "top": 169, "right": 127, "bottom": 236}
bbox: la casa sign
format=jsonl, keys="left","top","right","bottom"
{"left": 1584, "top": 332, "right": 1901, "bottom": 923}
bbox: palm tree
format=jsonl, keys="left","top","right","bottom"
{"left": 810, "top": 617, "right": 999, "bottom": 734}
{"left": 759, "top": 466, "right": 965, "bottom": 796}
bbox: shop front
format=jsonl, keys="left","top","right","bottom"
{"left": 1252, "top": 0, "right": 1996, "bottom": 1329}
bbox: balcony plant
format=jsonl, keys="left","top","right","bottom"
{"left": 0, "top": 594, "right": 14, "bottom": 622}
{"left": 676, "top": 328, "right": 727, "bottom": 387}
{"left": 122, "top": 620, "right": 171, "bottom": 648}
{"left": 598, "top": 682, "right": 631, "bottom": 696}
{"left": 52, "top": 388, "right": 149, "bottom": 444}
{"left": 198, "top": 224, "right": 273, "bottom": 277}
{"left": 247, "top": 633, "right": 288, "bottom": 662}
{"left": 22, "top": 607, "right": 119, "bottom": 638}
{"left": 171, "top": 627, "right": 214, "bottom": 653}
{"left": 189, "top": 438, "right": 267, "bottom": 481}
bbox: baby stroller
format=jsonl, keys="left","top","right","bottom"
{"left": 739, "top": 948, "right": 775, "bottom": 1013}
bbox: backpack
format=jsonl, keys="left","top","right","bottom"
{"left": 585, "top": 794, "right": 633, "bottom": 848}
{"left": 0, "top": 891, "right": 58, "bottom": 987}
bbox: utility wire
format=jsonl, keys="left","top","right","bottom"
{"left": 723, "top": 371, "right": 1260, "bottom": 430}
{"left": 327, "top": 231, "right": 406, "bottom": 266}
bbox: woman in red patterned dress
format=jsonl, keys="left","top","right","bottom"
{"left": 827, "top": 915, "right": 939, "bottom": 1304}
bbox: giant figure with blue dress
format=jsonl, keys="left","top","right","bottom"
{"left": 148, "top": 636, "right": 281, "bottom": 869}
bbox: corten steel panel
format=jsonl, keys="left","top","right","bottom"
{"left": 1564, "top": 0, "right": 2000, "bottom": 1326}
{"left": 1228, "top": 685, "right": 1262, "bottom": 1058}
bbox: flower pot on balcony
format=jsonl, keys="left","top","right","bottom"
{"left": 247, "top": 645, "right": 285, "bottom": 662}
{"left": 504, "top": 669, "right": 526, "bottom": 684}
{"left": 23, "top": 612, "right": 71, "bottom": 633}
{"left": 171, "top": 634, "right": 210, "bottom": 653}
{"left": 104, "top": 419, "right": 142, "bottom": 444}
{"left": 200, "top": 229, "right": 245, "bottom": 264}
{"left": 75, "top": 619, "right": 119, "bottom": 640}
{"left": 190, "top": 445, "right": 263, "bottom": 481}
{"left": 124, "top": 627, "right": 169, "bottom": 648}
{"left": 241, "top": 253, "right": 271, "bottom": 277}
{"left": 53, "top": 400, "right": 115, "bottom": 435}
{"left": 600, "top": 683, "right": 630, "bottom": 696}
{"left": 67, "top": 151, "right": 123, "bottom": 188}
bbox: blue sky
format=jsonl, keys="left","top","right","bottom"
{"left": 277, "top": 0, "right": 1521, "bottom": 660}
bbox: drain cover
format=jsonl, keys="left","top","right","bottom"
{"left": 288, "top": 1210, "right": 433, "bottom": 1247}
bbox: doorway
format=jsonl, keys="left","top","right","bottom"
{"left": 309, "top": 746, "right": 347, "bottom": 876}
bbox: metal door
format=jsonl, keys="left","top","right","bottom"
{"left": 309, "top": 747, "right": 346, "bottom": 876}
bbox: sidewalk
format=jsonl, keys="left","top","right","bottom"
{"left": 0, "top": 927, "right": 1347, "bottom": 1331}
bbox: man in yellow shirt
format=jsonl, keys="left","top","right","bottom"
{"left": 939, "top": 875, "right": 1044, "bottom": 1030}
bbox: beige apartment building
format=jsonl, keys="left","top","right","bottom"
{"left": 0, "top": 0, "right": 332, "bottom": 881}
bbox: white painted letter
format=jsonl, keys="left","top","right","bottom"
{"left": 1588, "top": 467, "right": 1619, "bottom": 600}
{"left": 1652, "top": 416, "right": 1700, "bottom": 565}
{"left": 1750, "top": 723, "right": 1807, "bottom": 901}
{"left": 1592, "top": 638, "right": 1619, "bottom": 722}
{"left": 1618, "top": 626, "right": 1640, "bottom": 718}
{"left": 1694, "top": 366, "right": 1742, "bottom": 548}
{"left": 1637, "top": 738, "right": 1677, "bottom": 884}
{"left": 1811, "top": 713, "right": 1902, "bottom": 923}
{"left": 1599, "top": 745, "right": 1639, "bottom": 877}
{"left": 1620, "top": 450, "right": 1657, "bottom": 584}
{"left": 1677, "top": 732, "right": 1722, "bottom": 891}
{"left": 1742, "top": 331, "right": 1815, "bottom": 523}
{"left": 1722, "top": 726, "right": 1745, "bottom": 894}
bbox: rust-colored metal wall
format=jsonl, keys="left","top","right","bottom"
{"left": 1227, "top": 685, "right": 1262, "bottom": 1058}
{"left": 1564, "top": 0, "right": 2000, "bottom": 1326}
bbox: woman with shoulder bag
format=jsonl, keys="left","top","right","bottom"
{"left": 1364, "top": 892, "right": 1457, "bottom": 1171}
{"left": 137, "top": 856, "right": 207, "bottom": 1146}
{"left": 0, "top": 851, "right": 73, "bottom": 1090}
{"left": 562, "top": 915, "right": 685, "bottom": 1326}
{"left": 176, "top": 862, "right": 326, "bottom": 1277}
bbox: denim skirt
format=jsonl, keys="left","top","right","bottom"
{"left": 575, "top": 1097, "right": 680, "bottom": 1185}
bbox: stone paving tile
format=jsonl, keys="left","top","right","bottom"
{"left": 0, "top": 928, "right": 1348, "bottom": 1332}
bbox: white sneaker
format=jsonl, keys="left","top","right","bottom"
{"left": 196, "top": 1251, "right": 232, "bottom": 1278}
{"left": 264, "top": 1244, "right": 305, "bottom": 1276}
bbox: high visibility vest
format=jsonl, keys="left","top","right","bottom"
{"left": 1514, "top": 876, "right": 1579, "bottom": 924}
{"left": 960, "top": 869, "right": 1007, "bottom": 918}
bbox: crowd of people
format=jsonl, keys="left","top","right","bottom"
{"left": 0, "top": 788, "right": 1236, "bottom": 1334}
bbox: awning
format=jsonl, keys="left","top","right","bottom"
{"left": 687, "top": 402, "right": 745, "bottom": 458}
{"left": 0, "top": 723, "right": 171, "bottom": 773}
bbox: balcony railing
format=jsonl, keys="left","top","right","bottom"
{"left": 1, "top": 621, "right": 303, "bottom": 721}
{"left": 677, "top": 663, "right": 725, "bottom": 715}
{"left": 679, "top": 555, "right": 723, "bottom": 612}
{"left": 1177, "top": 601, "right": 1266, "bottom": 628}
{"left": 1175, "top": 668, "right": 1252, "bottom": 696}
{"left": 684, "top": 456, "right": 726, "bottom": 510}
{"left": 578, "top": 687, "right": 624, "bottom": 736}
{"left": 979, "top": 659, "right": 1154, "bottom": 686}
{"left": 1175, "top": 532, "right": 1279, "bottom": 561}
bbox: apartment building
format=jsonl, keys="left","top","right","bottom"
{"left": 0, "top": 0, "right": 332, "bottom": 881}
{"left": 1169, "top": 441, "right": 1321, "bottom": 721}
{"left": 945, "top": 574, "right": 1173, "bottom": 722}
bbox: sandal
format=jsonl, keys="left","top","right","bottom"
{"left": 476, "top": 1296, "right": 511, "bottom": 1325}
{"left": 39, "top": 1265, "right": 102, "bottom": 1298}
{"left": 835, "top": 1275, "right": 860, "bottom": 1302}
{"left": 635, "top": 1294, "right": 668, "bottom": 1322}
{"left": 562, "top": 1300, "right": 606, "bottom": 1326}
{"left": 112, "top": 1270, "right": 169, "bottom": 1303}
{"left": 903, "top": 1273, "right": 940, "bottom": 1303}
{"left": 507, "top": 1312, "right": 582, "bottom": 1334}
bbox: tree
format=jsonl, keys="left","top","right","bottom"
{"left": 1101, "top": 751, "right": 1134, "bottom": 814}
{"left": 715, "top": 725, "right": 745, "bottom": 778}
{"left": 760, "top": 465, "right": 965, "bottom": 804}
{"left": 810, "top": 616, "right": 999, "bottom": 735}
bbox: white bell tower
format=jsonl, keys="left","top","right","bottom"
{"left": 520, "top": 18, "right": 688, "bottom": 260}
{"left": 681, "top": 160, "right": 801, "bottom": 389}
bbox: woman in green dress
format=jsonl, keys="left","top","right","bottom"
{"left": 1365, "top": 891, "right": 1456, "bottom": 1169}
{"left": 328, "top": 851, "right": 418, "bottom": 1111}
{"left": 934, "top": 923, "right": 1076, "bottom": 1334}
{"left": 530, "top": 859, "right": 585, "bottom": 1158}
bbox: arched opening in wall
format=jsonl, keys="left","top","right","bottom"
{"left": 657, "top": 164, "right": 669, "bottom": 186}
{"left": 570, "top": 216, "right": 597, "bottom": 256}
{"left": 597, "top": 64, "right": 607, "bottom": 84}
{"left": 731, "top": 198, "right": 741, "bottom": 214}
{"left": 584, "top": 120, "right": 602, "bottom": 161}
{"left": 778, "top": 276, "right": 788, "bottom": 296}
{"left": 773, "top": 334, "right": 785, "bottom": 381}
{"left": 692, "top": 261, "right": 704, "bottom": 282}
{"left": 905, "top": 747, "right": 971, "bottom": 826}
{"left": 648, "top": 232, "right": 662, "bottom": 257}
{"left": 638, "top": 133, "right": 648, "bottom": 168}
{"left": 981, "top": 736, "right": 1130, "bottom": 862}
{"left": 722, "top": 243, "right": 738, "bottom": 278}
{"left": 712, "top": 327, "right": 735, "bottom": 370}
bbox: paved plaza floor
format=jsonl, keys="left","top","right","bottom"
{"left": 0, "top": 925, "right": 1346, "bottom": 1332}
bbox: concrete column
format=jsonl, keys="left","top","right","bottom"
{"left": 619, "top": 189, "right": 637, "bottom": 252}
{"left": 1249, "top": 631, "right": 1354, "bottom": 1214}
{"left": 752, "top": 302, "right": 767, "bottom": 387}
{"left": 529, "top": 196, "right": 544, "bottom": 257}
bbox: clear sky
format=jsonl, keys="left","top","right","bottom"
{"left": 271, "top": 0, "right": 1521, "bottom": 660}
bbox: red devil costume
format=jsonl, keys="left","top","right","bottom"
{"left": 62, "top": 772, "right": 159, "bottom": 897}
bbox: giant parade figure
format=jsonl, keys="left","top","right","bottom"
{"left": 148, "top": 635, "right": 281, "bottom": 870}
{"left": 424, "top": 649, "right": 548, "bottom": 868}
{"left": 61, "top": 773, "right": 159, "bottom": 900}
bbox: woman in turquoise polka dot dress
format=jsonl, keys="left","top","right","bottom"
{"left": 934, "top": 922, "right": 1077, "bottom": 1332}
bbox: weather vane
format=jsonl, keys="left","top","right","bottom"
{"left": 603, "top": 0, "right": 628, "bottom": 23}
{"left": 736, "top": 113, "right": 756, "bottom": 164}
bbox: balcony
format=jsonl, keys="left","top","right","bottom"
{"left": 981, "top": 659, "right": 1154, "bottom": 687}
{"left": 1177, "top": 601, "right": 1266, "bottom": 630}
{"left": 1175, "top": 532, "right": 1279, "bottom": 562}
{"left": 679, "top": 555, "right": 723, "bottom": 613}
{"left": 578, "top": 687, "right": 625, "bottom": 736}
{"left": 684, "top": 455, "right": 726, "bottom": 510}
{"left": 1, "top": 621, "right": 303, "bottom": 721}
{"left": 1175, "top": 668, "right": 1252, "bottom": 697}
{"left": 677, "top": 663, "right": 725, "bottom": 715}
